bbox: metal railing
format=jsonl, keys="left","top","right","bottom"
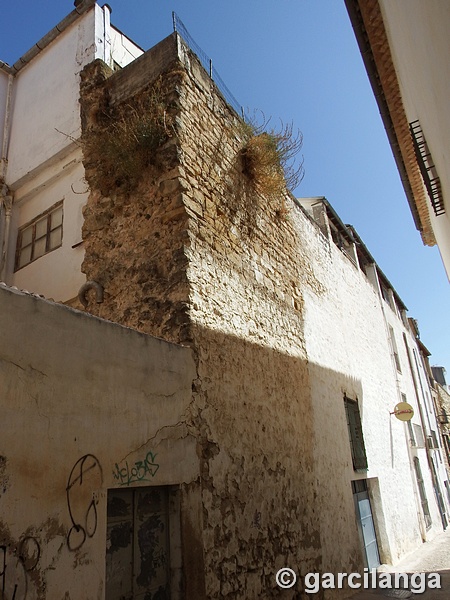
{"left": 409, "top": 120, "right": 445, "bottom": 217}
{"left": 172, "top": 12, "right": 244, "bottom": 118}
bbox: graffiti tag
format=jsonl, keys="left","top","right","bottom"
{"left": 0, "top": 535, "right": 40, "bottom": 599}
{"left": 113, "top": 451, "right": 160, "bottom": 486}
{"left": 66, "top": 454, "right": 103, "bottom": 552}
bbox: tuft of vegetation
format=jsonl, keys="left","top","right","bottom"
{"left": 83, "top": 76, "right": 176, "bottom": 193}
{"left": 240, "top": 113, "right": 304, "bottom": 216}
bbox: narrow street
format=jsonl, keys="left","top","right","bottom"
{"left": 348, "top": 528, "right": 450, "bottom": 599}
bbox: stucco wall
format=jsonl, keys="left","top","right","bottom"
{"left": 7, "top": 150, "right": 87, "bottom": 301}
{"left": 6, "top": 9, "right": 99, "bottom": 187}
{"left": 0, "top": 283, "right": 197, "bottom": 599}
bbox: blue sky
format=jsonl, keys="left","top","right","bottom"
{"left": 1, "top": 0, "right": 449, "bottom": 373}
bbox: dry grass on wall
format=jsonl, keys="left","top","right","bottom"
{"left": 239, "top": 116, "right": 304, "bottom": 218}
{"left": 82, "top": 76, "right": 177, "bottom": 194}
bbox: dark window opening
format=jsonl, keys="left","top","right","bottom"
{"left": 413, "top": 457, "right": 432, "bottom": 530}
{"left": 345, "top": 396, "right": 368, "bottom": 472}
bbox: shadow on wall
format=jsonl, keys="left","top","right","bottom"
{"left": 189, "top": 324, "right": 366, "bottom": 598}
{"left": 0, "top": 286, "right": 374, "bottom": 599}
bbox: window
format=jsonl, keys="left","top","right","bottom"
{"left": 15, "top": 201, "right": 63, "bottom": 270}
{"left": 106, "top": 486, "right": 180, "bottom": 600}
{"left": 344, "top": 396, "right": 368, "bottom": 471}
{"left": 443, "top": 434, "right": 450, "bottom": 461}
{"left": 412, "top": 423, "right": 425, "bottom": 448}
{"left": 407, "top": 420, "right": 416, "bottom": 446}
{"left": 413, "top": 457, "right": 432, "bottom": 529}
{"left": 389, "top": 326, "right": 401, "bottom": 372}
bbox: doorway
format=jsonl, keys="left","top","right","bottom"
{"left": 352, "top": 479, "right": 381, "bottom": 570}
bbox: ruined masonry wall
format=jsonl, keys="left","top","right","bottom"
{"left": 80, "top": 37, "right": 193, "bottom": 345}
{"left": 176, "top": 47, "right": 359, "bottom": 598}
{"left": 79, "top": 34, "right": 366, "bottom": 599}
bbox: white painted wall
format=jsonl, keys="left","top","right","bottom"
{"left": 110, "top": 25, "right": 144, "bottom": 67}
{"left": 298, "top": 201, "right": 447, "bottom": 565}
{"left": 379, "top": 0, "right": 450, "bottom": 279}
{"left": 0, "top": 283, "right": 197, "bottom": 600}
{"left": 6, "top": 9, "right": 99, "bottom": 187}
{"left": 382, "top": 294, "right": 448, "bottom": 540}
{"left": 1, "top": 3, "right": 144, "bottom": 301}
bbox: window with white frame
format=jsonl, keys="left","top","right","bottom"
{"left": 15, "top": 201, "right": 63, "bottom": 270}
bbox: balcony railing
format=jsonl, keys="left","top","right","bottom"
{"left": 409, "top": 120, "right": 445, "bottom": 216}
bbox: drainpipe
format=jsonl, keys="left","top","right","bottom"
{"left": 0, "top": 185, "right": 12, "bottom": 281}
{"left": 102, "top": 4, "right": 112, "bottom": 66}
{"left": 0, "top": 73, "right": 14, "bottom": 281}
{"left": 1, "top": 73, "right": 13, "bottom": 181}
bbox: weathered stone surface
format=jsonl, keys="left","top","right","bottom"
{"left": 79, "top": 35, "right": 353, "bottom": 599}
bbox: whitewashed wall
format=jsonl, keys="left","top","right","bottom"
{"left": 8, "top": 151, "right": 87, "bottom": 301}
{"left": 299, "top": 206, "right": 445, "bottom": 565}
{"left": 0, "top": 283, "right": 197, "bottom": 600}
{"left": 2, "top": 4, "right": 143, "bottom": 301}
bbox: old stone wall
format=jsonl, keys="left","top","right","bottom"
{"left": 176, "top": 49, "right": 330, "bottom": 598}
{"left": 79, "top": 34, "right": 368, "bottom": 599}
{"left": 79, "top": 37, "right": 192, "bottom": 345}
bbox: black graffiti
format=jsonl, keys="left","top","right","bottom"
{"left": 66, "top": 454, "right": 103, "bottom": 552}
{"left": 0, "top": 535, "right": 40, "bottom": 599}
{"left": 17, "top": 537, "right": 40, "bottom": 572}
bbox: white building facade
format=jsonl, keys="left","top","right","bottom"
{"left": 300, "top": 197, "right": 449, "bottom": 566}
{"left": 0, "top": 0, "right": 142, "bottom": 302}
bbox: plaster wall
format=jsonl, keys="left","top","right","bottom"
{"left": 380, "top": 297, "right": 446, "bottom": 547}
{"left": 378, "top": 0, "right": 450, "bottom": 278}
{"left": 110, "top": 25, "right": 144, "bottom": 67}
{"left": 6, "top": 9, "right": 98, "bottom": 187}
{"left": 6, "top": 150, "right": 87, "bottom": 301}
{"left": 301, "top": 228, "right": 427, "bottom": 565}
{"left": 0, "top": 283, "right": 197, "bottom": 599}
